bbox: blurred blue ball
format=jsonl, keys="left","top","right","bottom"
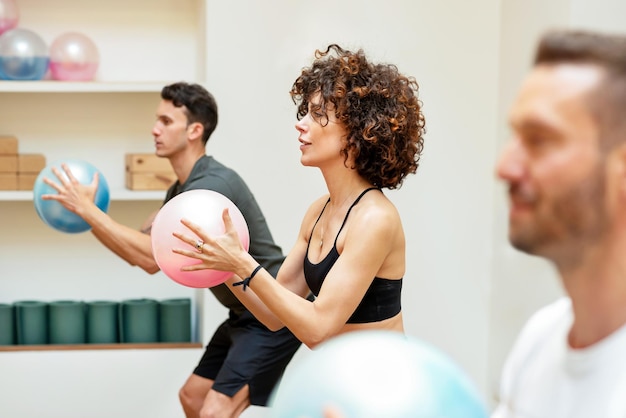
{"left": 269, "top": 331, "right": 488, "bottom": 418}
{"left": 33, "top": 159, "right": 110, "bottom": 234}
{"left": 0, "top": 28, "right": 49, "bottom": 80}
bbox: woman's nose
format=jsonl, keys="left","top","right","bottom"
{"left": 295, "top": 118, "right": 306, "bottom": 133}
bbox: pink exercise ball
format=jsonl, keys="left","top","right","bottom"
{"left": 151, "top": 190, "right": 250, "bottom": 288}
{"left": 49, "top": 32, "right": 99, "bottom": 81}
{"left": 0, "top": 0, "right": 18, "bottom": 36}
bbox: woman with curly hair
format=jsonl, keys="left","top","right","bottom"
{"left": 173, "top": 44, "right": 426, "bottom": 348}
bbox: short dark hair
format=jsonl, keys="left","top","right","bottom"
{"left": 161, "top": 82, "right": 219, "bottom": 145}
{"left": 534, "top": 30, "right": 626, "bottom": 149}
{"left": 290, "top": 44, "right": 425, "bottom": 190}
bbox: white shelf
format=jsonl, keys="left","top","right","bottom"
{"left": 0, "top": 81, "right": 169, "bottom": 93}
{"left": 0, "top": 190, "right": 165, "bottom": 201}
{"left": 0, "top": 0, "right": 207, "bottom": 416}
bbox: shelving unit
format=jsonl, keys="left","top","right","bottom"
{"left": 0, "top": 2, "right": 221, "bottom": 415}
{"left": 0, "top": 81, "right": 169, "bottom": 93}
{"left": 0, "top": 342, "right": 202, "bottom": 352}
{"left": 0, "top": 0, "right": 208, "bottom": 344}
{"left": 1, "top": 189, "right": 165, "bottom": 201}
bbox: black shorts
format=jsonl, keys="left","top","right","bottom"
{"left": 193, "top": 309, "right": 302, "bottom": 406}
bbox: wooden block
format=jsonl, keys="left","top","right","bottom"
{"left": 125, "top": 153, "right": 173, "bottom": 173}
{"left": 0, "top": 173, "right": 17, "bottom": 190}
{"left": 18, "top": 154, "right": 46, "bottom": 173}
{"left": 0, "top": 155, "right": 17, "bottom": 172}
{"left": 17, "top": 173, "right": 38, "bottom": 191}
{"left": 125, "top": 172, "right": 177, "bottom": 190}
{"left": 0, "top": 136, "right": 18, "bottom": 155}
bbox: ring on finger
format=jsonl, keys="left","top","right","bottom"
{"left": 194, "top": 239, "right": 204, "bottom": 252}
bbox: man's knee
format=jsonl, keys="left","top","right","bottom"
{"left": 179, "top": 376, "right": 213, "bottom": 416}
{"left": 199, "top": 387, "right": 250, "bottom": 418}
{"left": 178, "top": 385, "right": 195, "bottom": 407}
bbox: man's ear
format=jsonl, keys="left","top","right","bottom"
{"left": 187, "top": 122, "right": 204, "bottom": 142}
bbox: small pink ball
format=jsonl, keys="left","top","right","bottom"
{"left": 151, "top": 190, "right": 251, "bottom": 288}
{"left": 0, "top": 0, "right": 19, "bottom": 36}
{"left": 49, "top": 32, "right": 99, "bottom": 81}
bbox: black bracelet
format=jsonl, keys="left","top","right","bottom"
{"left": 232, "top": 265, "right": 263, "bottom": 291}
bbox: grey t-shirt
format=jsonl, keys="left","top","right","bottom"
{"left": 163, "top": 155, "right": 285, "bottom": 315}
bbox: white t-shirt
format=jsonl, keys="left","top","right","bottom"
{"left": 492, "top": 297, "right": 626, "bottom": 418}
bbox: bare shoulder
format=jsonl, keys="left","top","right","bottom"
{"left": 355, "top": 190, "right": 401, "bottom": 223}
{"left": 346, "top": 191, "right": 403, "bottom": 242}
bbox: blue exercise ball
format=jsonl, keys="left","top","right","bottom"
{"left": 33, "top": 159, "right": 110, "bottom": 234}
{"left": 269, "top": 331, "right": 489, "bottom": 418}
{"left": 0, "top": 27, "right": 49, "bottom": 80}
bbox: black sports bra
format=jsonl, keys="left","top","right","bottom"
{"left": 303, "top": 187, "right": 402, "bottom": 324}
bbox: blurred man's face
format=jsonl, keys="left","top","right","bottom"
{"left": 496, "top": 63, "right": 608, "bottom": 265}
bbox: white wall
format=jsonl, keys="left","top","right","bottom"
{"left": 0, "top": 348, "right": 203, "bottom": 418}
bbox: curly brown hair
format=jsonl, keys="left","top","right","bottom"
{"left": 290, "top": 44, "right": 426, "bottom": 189}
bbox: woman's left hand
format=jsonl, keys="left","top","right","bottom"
{"left": 172, "top": 208, "right": 247, "bottom": 274}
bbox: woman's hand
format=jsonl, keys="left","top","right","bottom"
{"left": 172, "top": 208, "right": 247, "bottom": 274}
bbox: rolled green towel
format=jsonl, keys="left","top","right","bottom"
{"left": 119, "top": 298, "right": 159, "bottom": 343}
{"left": 159, "top": 298, "right": 192, "bottom": 343}
{"left": 48, "top": 300, "right": 86, "bottom": 345}
{"left": 14, "top": 300, "right": 48, "bottom": 345}
{"left": 86, "top": 300, "right": 119, "bottom": 344}
{"left": 0, "top": 303, "right": 15, "bottom": 345}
